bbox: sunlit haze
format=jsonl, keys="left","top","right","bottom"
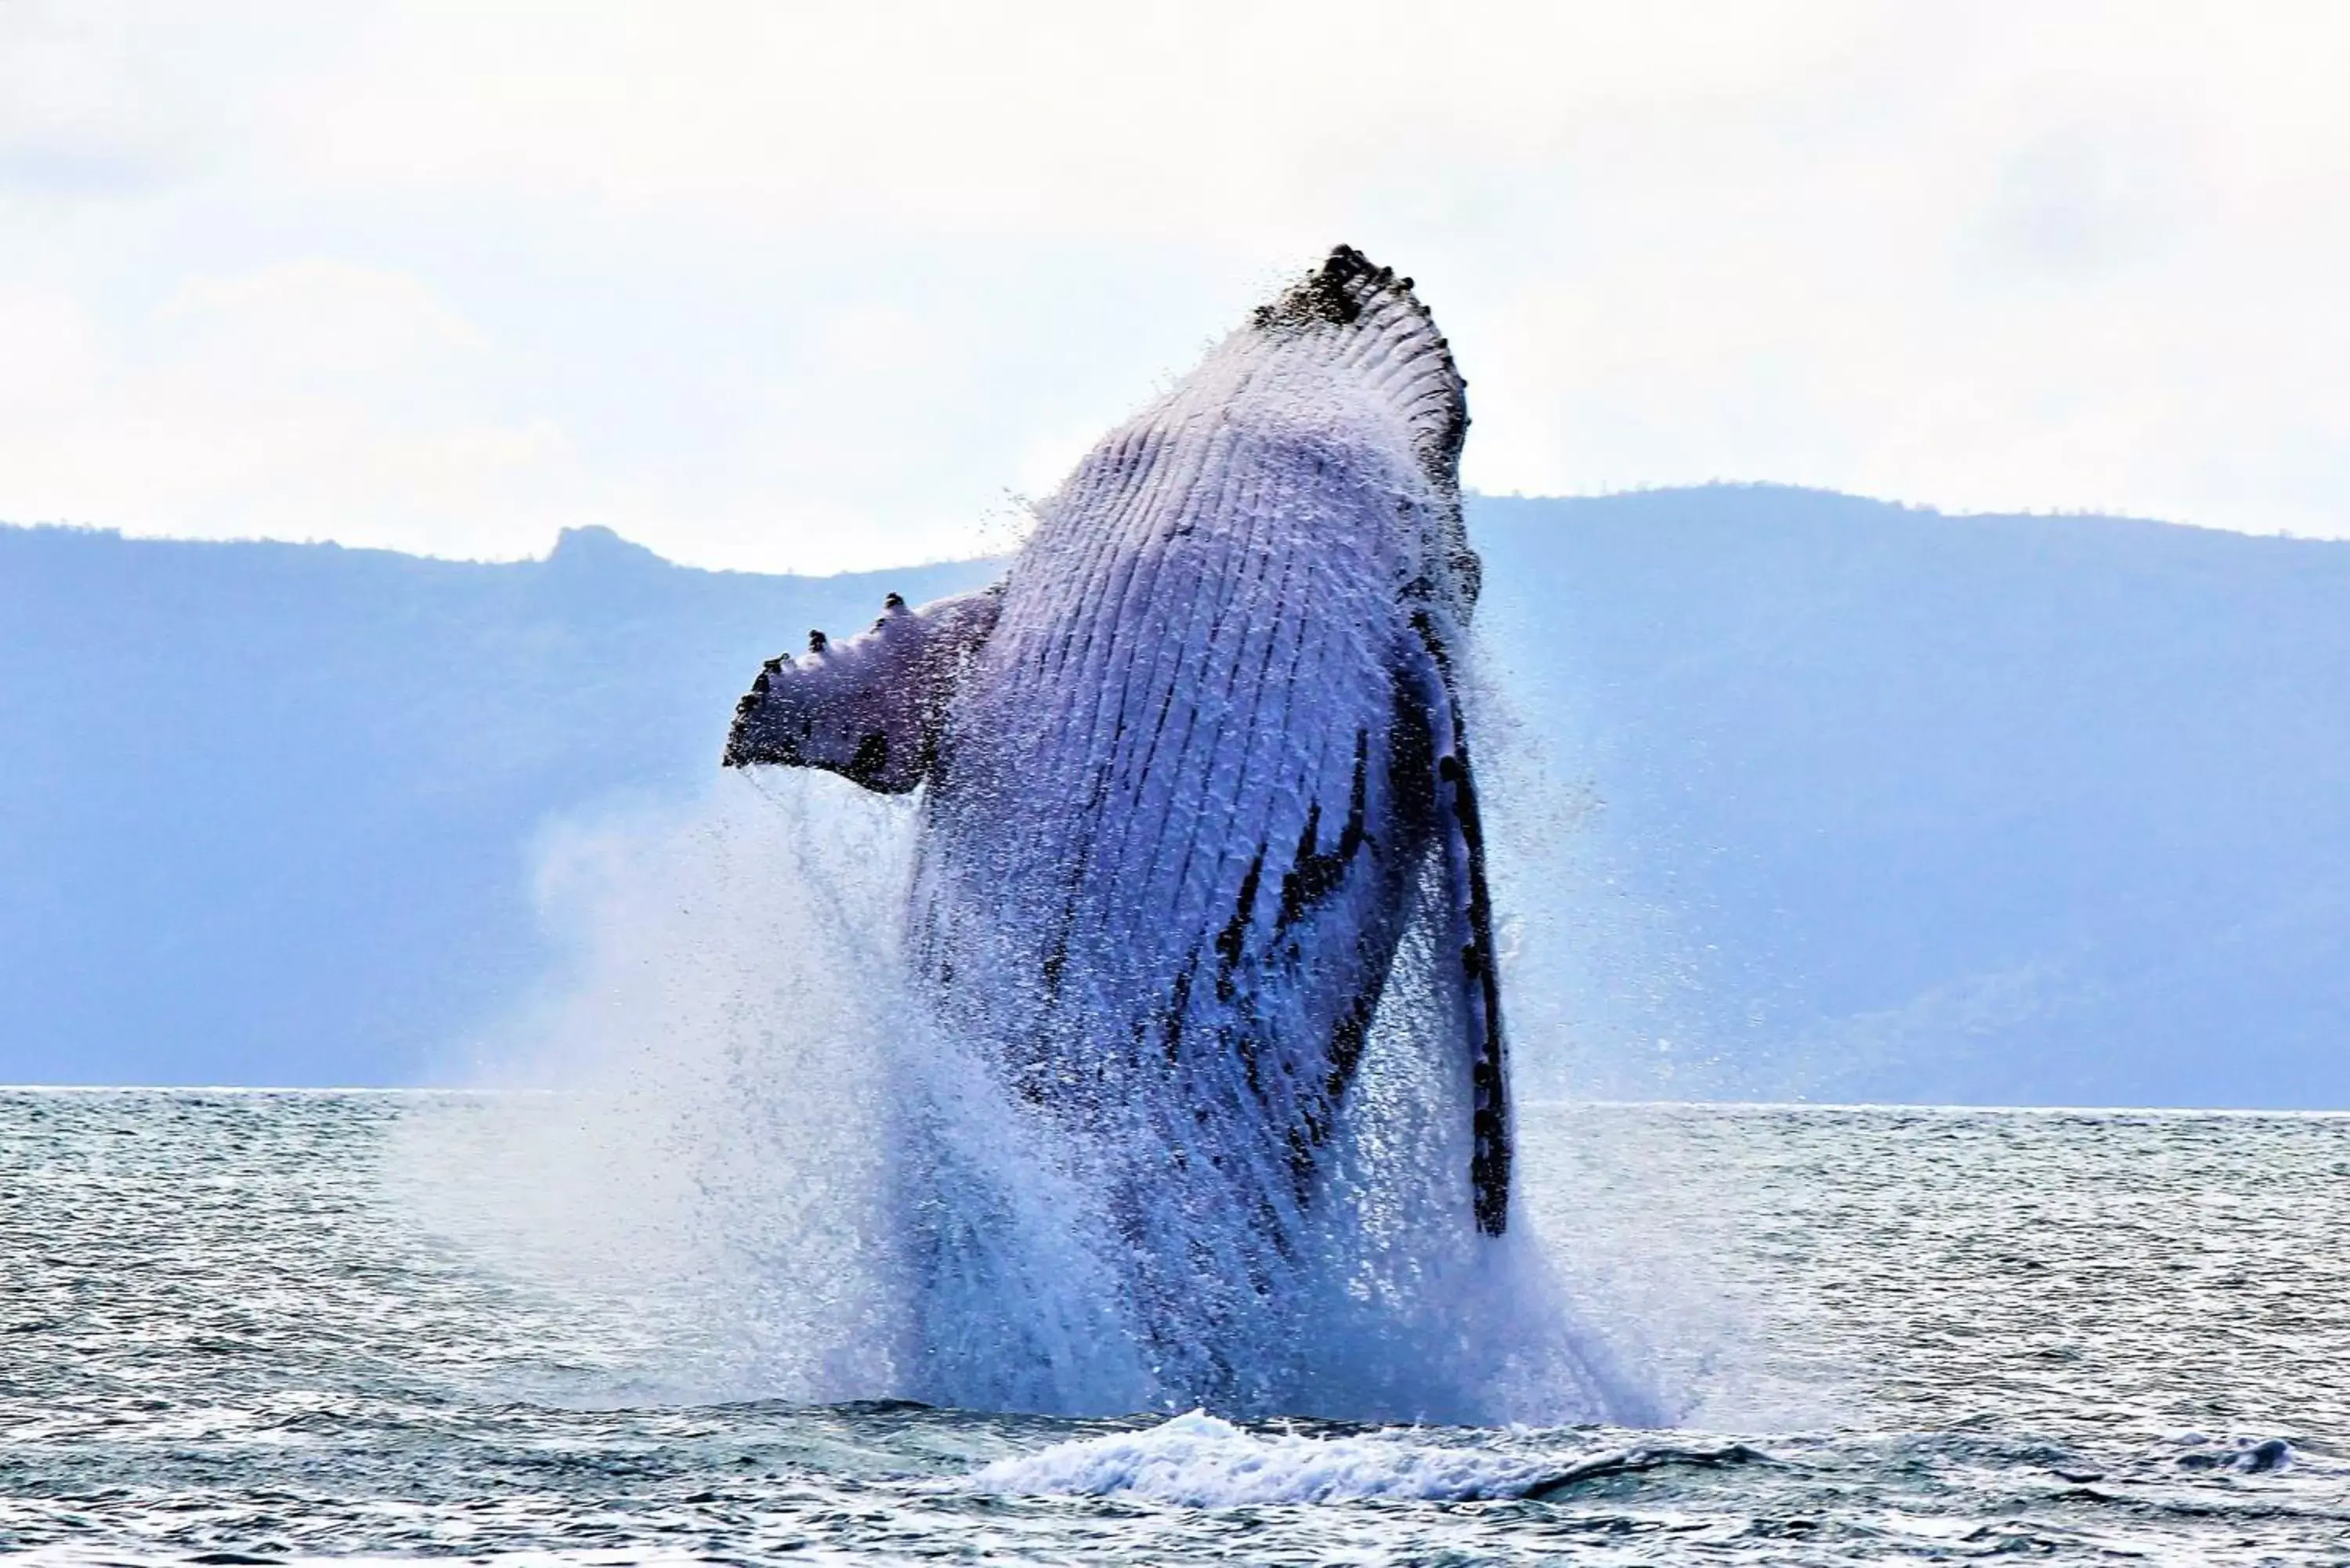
{"left": 4, "top": 2, "right": 2345, "bottom": 573}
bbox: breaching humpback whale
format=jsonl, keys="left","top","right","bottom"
{"left": 724, "top": 248, "right": 1509, "bottom": 1377}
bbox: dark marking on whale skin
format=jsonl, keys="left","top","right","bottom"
{"left": 1324, "top": 976, "right": 1380, "bottom": 1107}
{"left": 1278, "top": 729, "right": 1372, "bottom": 931}
{"left": 1227, "top": 1017, "right": 1264, "bottom": 1100}
{"left": 1040, "top": 929, "right": 1069, "bottom": 1001}
{"left": 1160, "top": 956, "right": 1197, "bottom": 1065}
{"left": 843, "top": 729, "right": 891, "bottom": 790}
{"left": 1254, "top": 244, "right": 1379, "bottom": 330}
{"left": 1213, "top": 847, "right": 1267, "bottom": 1006}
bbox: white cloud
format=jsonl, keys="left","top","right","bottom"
{"left": 0, "top": 287, "right": 101, "bottom": 419}
{"left": 0, "top": 2, "right": 183, "bottom": 192}
{"left": 164, "top": 261, "right": 483, "bottom": 377}
{"left": 0, "top": 258, "right": 573, "bottom": 556}
{"left": 279, "top": 2, "right": 1884, "bottom": 242}
{"left": 1, "top": 1, "right": 2346, "bottom": 566}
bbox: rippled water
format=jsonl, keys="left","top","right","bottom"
{"left": 2, "top": 1090, "right": 2342, "bottom": 1564}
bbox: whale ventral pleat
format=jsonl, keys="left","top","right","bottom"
{"left": 1248, "top": 244, "right": 1470, "bottom": 498}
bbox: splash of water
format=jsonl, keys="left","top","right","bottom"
{"left": 400, "top": 769, "right": 1660, "bottom": 1424}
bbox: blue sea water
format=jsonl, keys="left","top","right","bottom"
{"left": 2, "top": 1089, "right": 2341, "bottom": 1565}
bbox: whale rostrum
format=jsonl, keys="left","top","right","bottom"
{"left": 725, "top": 247, "right": 1512, "bottom": 1354}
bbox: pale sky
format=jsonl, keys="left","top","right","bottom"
{"left": 3, "top": 2, "right": 2345, "bottom": 573}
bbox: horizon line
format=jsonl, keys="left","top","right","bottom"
{"left": 4, "top": 1083, "right": 2345, "bottom": 1117}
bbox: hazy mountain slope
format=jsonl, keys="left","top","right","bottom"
{"left": 0, "top": 523, "right": 991, "bottom": 1085}
{"left": 3, "top": 489, "right": 2343, "bottom": 1103}
{"left": 1474, "top": 488, "right": 2350, "bottom": 1107}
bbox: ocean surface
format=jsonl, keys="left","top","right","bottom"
{"left": 2, "top": 1089, "right": 2342, "bottom": 1565}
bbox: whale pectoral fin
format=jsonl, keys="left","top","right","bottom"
{"left": 1437, "top": 708, "right": 1512, "bottom": 1237}
{"left": 724, "top": 581, "right": 1004, "bottom": 793}
{"left": 1403, "top": 616, "right": 1512, "bottom": 1236}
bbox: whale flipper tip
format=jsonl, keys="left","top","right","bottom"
{"left": 725, "top": 584, "right": 1005, "bottom": 792}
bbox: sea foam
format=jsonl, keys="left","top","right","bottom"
{"left": 401, "top": 768, "right": 1664, "bottom": 1424}
{"left": 957, "top": 1410, "right": 1560, "bottom": 1505}
{"left": 956, "top": 1409, "right": 1774, "bottom": 1506}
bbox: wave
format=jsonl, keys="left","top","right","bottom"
{"left": 955, "top": 1409, "right": 1770, "bottom": 1506}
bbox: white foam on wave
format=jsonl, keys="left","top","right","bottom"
{"left": 958, "top": 1410, "right": 1560, "bottom": 1506}
{"left": 956, "top": 1411, "right": 1783, "bottom": 1507}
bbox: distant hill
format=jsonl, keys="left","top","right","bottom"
{"left": 3, "top": 489, "right": 2344, "bottom": 1104}
{"left": 0, "top": 522, "right": 989, "bottom": 1086}
{"left": 1473, "top": 488, "right": 2350, "bottom": 1107}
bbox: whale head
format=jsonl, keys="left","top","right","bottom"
{"left": 1103, "top": 244, "right": 1481, "bottom": 628}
